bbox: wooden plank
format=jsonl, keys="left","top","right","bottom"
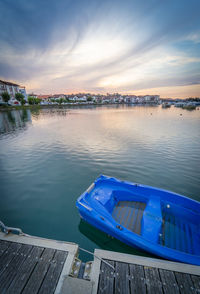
{"left": 121, "top": 201, "right": 130, "bottom": 227}
{"left": 97, "top": 260, "right": 114, "bottom": 294}
{"left": 169, "top": 214, "right": 175, "bottom": 250}
{"left": 127, "top": 202, "right": 137, "bottom": 232}
{"left": 22, "top": 247, "right": 56, "bottom": 294}
{"left": 121, "top": 205, "right": 132, "bottom": 228}
{"left": 184, "top": 223, "right": 192, "bottom": 254}
{"left": 129, "top": 202, "right": 139, "bottom": 232}
{"left": 174, "top": 218, "right": 181, "bottom": 251}
{"left": 178, "top": 221, "right": 186, "bottom": 253}
{"left": 188, "top": 225, "right": 195, "bottom": 254}
{"left": 144, "top": 266, "right": 163, "bottom": 294}
{"left": 0, "top": 232, "right": 78, "bottom": 254}
{"left": 133, "top": 202, "right": 145, "bottom": 235}
{"left": 119, "top": 205, "right": 129, "bottom": 226}
{"left": 6, "top": 246, "right": 44, "bottom": 294}
{"left": 159, "top": 269, "right": 179, "bottom": 294}
{"left": 117, "top": 202, "right": 125, "bottom": 223}
{"left": 175, "top": 272, "right": 195, "bottom": 294}
{"left": 191, "top": 275, "right": 200, "bottom": 293}
{"left": 122, "top": 202, "right": 134, "bottom": 229}
{"left": 163, "top": 213, "right": 170, "bottom": 248}
{"left": 112, "top": 202, "right": 120, "bottom": 219}
{"left": 0, "top": 242, "right": 22, "bottom": 275}
{"left": 95, "top": 249, "right": 200, "bottom": 275}
{"left": 129, "top": 264, "right": 146, "bottom": 294}
{"left": 179, "top": 222, "right": 187, "bottom": 253}
{"left": 161, "top": 213, "right": 165, "bottom": 246}
{"left": 115, "top": 261, "right": 130, "bottom": 294}
{"left": 38, "top": 250, "right": 68, "bottom": 294}
{"left": 182, "top": 223, "right": 189, "bottom": 253}
{"left": 0, "top": 240, "right": 10, "bottom": 257}
{"left": 0, "top": 244, "right": 33, "bottom": 293}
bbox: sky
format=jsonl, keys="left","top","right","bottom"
{"left": 0, "top": 0, "right": 200, "bottom": 98}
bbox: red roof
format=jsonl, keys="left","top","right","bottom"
{"left": 37, "top": 95, "right": 51, "bottom": 99}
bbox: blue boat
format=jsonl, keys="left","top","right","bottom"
{"left": 76, "top": 175, "right": 200, "bottom": 265}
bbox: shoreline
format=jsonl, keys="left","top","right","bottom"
{"left": 0, "top": 102, "right": 198, "bottom": 112}
{"left": 0, "top": 102, "right": 159, "bottom": 112}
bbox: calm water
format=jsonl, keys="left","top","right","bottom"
{"left": 0, "top": 105, "right": 200, "bottom": 260}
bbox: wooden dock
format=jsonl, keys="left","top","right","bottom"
{"left": 0, "top": 232, "right": 78, "bottom": 294}
{"left": 0, "top": 232, "right": 200, "bottom": 293}
{"left": 91, "top": 249, "right": 200, "bottom": 294}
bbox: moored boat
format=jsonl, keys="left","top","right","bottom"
{"left": 162, "top": 102, "right": 171, "bottom": 108}
{"left": 76, "top": 175, "right": 200, "bottom": 265}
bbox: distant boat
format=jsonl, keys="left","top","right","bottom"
{"left": 174, "top": 102, "right": 185, "bottom": 107}
{"left": 76, "top": 175, "right": 200, "bottom": 265}
{"left": 162, "top": 102, "right": 171, "bottom": 108}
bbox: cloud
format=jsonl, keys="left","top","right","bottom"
{"left": 0, "top": 0, "right": 200, "bottom": 97}
{"left": 184, "top": 32, "right": 200, "bottom": 44}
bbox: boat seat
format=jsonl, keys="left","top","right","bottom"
{"left": 93, "top": 187, "right": 115, "bottom": 213}
{"left": 141, "top": 196, "right": 162, "bottom": 243}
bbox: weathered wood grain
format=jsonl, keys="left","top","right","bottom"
{"left": 115, "top": 261, "right": 130, "bottom": 294}
{"left": 0, "top": 244, "right": 33, "bottom": 294}
{"left": 38, "top": 250, "right": 68, "bottom": 294}
{"left": 6, "top": 246, "right": 44, "bottom": 294}
{"left": 22, "top": 248, "right": 56, "bottom": 294}
{"left": 98, "top": 260, "right": 115, "bottom": 294}
{"left": 144, "top": 266, "right": 163, "bottom": 294}
{"left": 191, "top": 275, "right": 200, "bottom": 293}
{"left": 175, "top": 272, "right": 196, "bottom": 294}
{"left": 0, "top": 240, "right": 10, "bottom": 257}
{"left": 129, "top": 264, "right": 146, "bottom": 294}
{"left": 0, "top": 242, "right": 22, "bottom": 275}
{"left": 159, "top": 269, "right": 179, "bottom": 294}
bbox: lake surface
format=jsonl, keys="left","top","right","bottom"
{"left": 0, "top": 105, "right": 200, "bottom": 260}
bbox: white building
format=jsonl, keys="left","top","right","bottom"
{"left": 69, "top": 96, "right": 78, "bottom": 102}
{"left": 78, "top": 96, "right": 87, "bottom": 102}
{"left": 0, "top": 80, "right": 27, "bottom": 102}
{"left": 143, "top": 95, "right": 160, "bottom": 103}
{"left": 0, "top": 80, "right": 19, "bottom": 100}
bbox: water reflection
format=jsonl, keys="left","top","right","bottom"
{"left": 0, "top": 109, "right": 32, "bottom": 134}
{"left": 31, "top": 107, "right": 68, "bottom": 120}
{"left": 0, "top": 105, "right": 199, "bottom": 260}
{"left": 78, "top": 219, "right": 153, "bottom": 260}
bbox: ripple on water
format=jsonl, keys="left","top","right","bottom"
{"left": 0, "top": 105, "right": 200, "bottom": 258}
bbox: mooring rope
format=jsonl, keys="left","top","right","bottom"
{"left": 79, "top": 247, "right": 115, "bottom": 271}
{"left": 0, "top": 220, "right": 22, "bottom": 235}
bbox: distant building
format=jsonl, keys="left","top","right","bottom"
{"left": 37, "top": 95, "right": 51, "bottom": 100}
{"left": 51, "top": 94, "right": 65, "bottom": 100}
{"left": 78, "top": 96, "right": 87, "bottom": 102}
{"left": 124, "top": 96, "right": 138, "bottom": 103}
{"left": 143, "top": 95, "right": 160, "bottom": 104}
{"left": 0, "top": 80, "right": 19, "bottom": 100}
{"left": 95, "top": 96, "right": 103, "bottom": 103}
{"left": 28, "top": 93, "right": 38, "bottom": 99}
{"left": 0, "top": 80, "right": 28, "bottom": 102}
{"left": 69, "top": 96, "right": 78, "bottom": 102}
{"left": 19, "top": 87, "right": 28, "bottom": 101}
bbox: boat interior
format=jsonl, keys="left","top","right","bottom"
{"left": 90, "top": 182, "right": 200, "bottom": 255}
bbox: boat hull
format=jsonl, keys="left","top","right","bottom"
{"left": 76, "top": 175, "right": 200, "bottom": 265}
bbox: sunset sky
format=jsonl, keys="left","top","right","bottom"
{"left": 0, "top": 0, "right": 200, "bottom": 98}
